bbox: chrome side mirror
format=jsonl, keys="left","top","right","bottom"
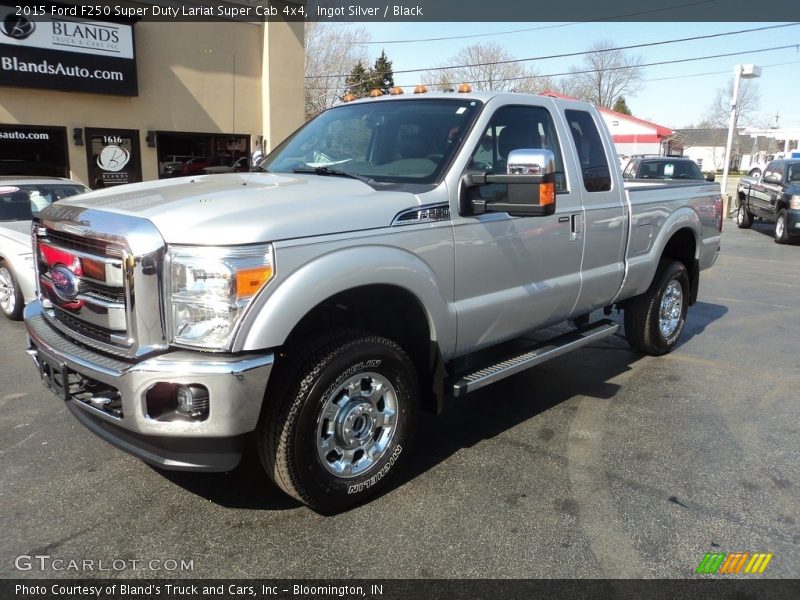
{"left": 506, "top": 148, "right": 556, "bottom": 176}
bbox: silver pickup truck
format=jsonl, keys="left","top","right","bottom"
{"left": 23, "top": 92, "right": 722, "bottom": 511}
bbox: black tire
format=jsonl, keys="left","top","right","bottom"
{"left": 257, "top": 330, "right": 418, "bottom": 512}
{"left": 735, "top": 200, "right": 753, "bottom": 229}
{"left": 0, "top": 260, "right": 24, "bottom": 321}
{"left": 624, "top": 261, "right": 690, "bottom": 356}
{"left": 774, "top": 209, "right": 790, "bottom": 244}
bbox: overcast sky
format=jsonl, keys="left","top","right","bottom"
{"left": 345, "top": 21, "right": 800, "bottom": 129}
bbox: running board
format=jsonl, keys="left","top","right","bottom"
{"left": 449, "top": 319, "right": 620, "bottom": 397}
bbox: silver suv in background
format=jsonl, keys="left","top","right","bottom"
{"left": 0, "top": 177, "right": 89, "bottom": 320}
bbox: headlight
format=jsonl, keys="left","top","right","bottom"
{"left": 790, "top": 195, "right": 800, "bottom": 210}
{"left": 167, "top": 244, "right": 275, "bottom": 350}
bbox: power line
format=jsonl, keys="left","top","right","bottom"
{"left": 306, "top": 22, "right": 799, "bottom": 80}
{"left": 644, "top": 60, "right": 800, "bottom": 82}
{"left": 419, "top": 44, "right": 799, "bottom": 87}
{"left": 360, "top": 0, "right": 718, "bottom": 45}
{"left": 309, "top": 44, "right": 798, "bottom": 92}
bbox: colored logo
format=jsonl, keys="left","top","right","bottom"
{"left": 97, "top": 145, "right": 131, "bottom": 172}
{"left": 2, "top": 14, "right": 35, "bottom": 40}
{"left": 696, "top": 552, "right": 773, "bottom": 575}
{"left": 49, "top": 265, "right": 80, "bottom": 301}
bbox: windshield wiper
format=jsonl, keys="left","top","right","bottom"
{"left": 292, "top": 166, "right": 372, "bottom": 183}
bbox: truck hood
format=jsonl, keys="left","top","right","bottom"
{"left": 54, "top": 173, "right": 422, "bottom": 245}
{"left": 0, "top": 220, "right": 33, "bottom": 251}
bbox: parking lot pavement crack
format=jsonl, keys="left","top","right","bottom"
{"left": 567, "top": 397, "right": 646, "bottom": 577}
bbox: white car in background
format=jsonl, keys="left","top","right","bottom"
{"left": 0, "top": 177, "right": 90, "bottom": 320}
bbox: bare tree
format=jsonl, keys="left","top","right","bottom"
{"left": 564, "top": 40, "right": 644, "bottom": 108}
{"left": 705, "top": 80, "right": 761, "bottom": 129}
{"left": 304, "top": 22, "right": 370, "bottom": 119}
{"left": 703, "top": 79, "right": 761, "bottom": 169}
{"left": 423, "top": 42, "right": 553, "bottom": 93}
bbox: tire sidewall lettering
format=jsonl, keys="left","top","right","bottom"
{"left": 292, "top": 341, "right": 415, "bottom": 505}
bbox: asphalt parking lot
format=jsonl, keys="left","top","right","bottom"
{"left": 1, "top": 219, "right": 798, "bottom": 580}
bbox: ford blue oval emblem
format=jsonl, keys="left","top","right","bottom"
{"left": 49, "top": 266, "right": 80, "bottom": 301}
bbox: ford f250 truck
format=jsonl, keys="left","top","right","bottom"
{"left": 24, "top": 92, "right": 722, "bottom": 511}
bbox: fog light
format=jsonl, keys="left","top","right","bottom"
{"left": 176, "top": 385, "right": 209, "bottom": 419}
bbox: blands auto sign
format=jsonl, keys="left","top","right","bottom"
{"left": 0, "top": 7, "right": 137, "bottom": 95}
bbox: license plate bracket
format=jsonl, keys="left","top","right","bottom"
{"left": 37, "top": 349, "right": 71, "bottom": 403}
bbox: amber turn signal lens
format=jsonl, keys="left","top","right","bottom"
{"left": 235, "top": 266, "right": 273, "bottom": 298}
{"left": 539, "top": 182, "right": 555, "bottom": 206}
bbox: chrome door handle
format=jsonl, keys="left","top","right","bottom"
{"left": 570, "top": 213, "right": 583, "bottom": 241}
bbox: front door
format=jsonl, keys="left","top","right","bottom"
{"left": 453, "top": 103, "right": 584, "bottom": 355}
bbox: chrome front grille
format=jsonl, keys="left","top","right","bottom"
{"left": 33, "top": 205, "right": 169, "bottom": 359}
{"left": 37, "top": 228, "right": 132, "bottom": 352}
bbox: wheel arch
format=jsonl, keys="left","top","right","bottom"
{"left": 235, "top": 246, "right": 455, "bottom": 413}
{"left": 617, "top": 208, "right": 702, "bottom": 306}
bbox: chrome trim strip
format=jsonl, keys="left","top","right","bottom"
{"left": 68, "top": 391, "right": 123, "bottom": 421}
{"left": 46, "top": 310, "right": 134, "bottom": 352}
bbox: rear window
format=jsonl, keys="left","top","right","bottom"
{"left": 638, "top": 160, "right": 704, "bottom": 180}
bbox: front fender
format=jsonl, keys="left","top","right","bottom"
{"left": 233, "top": 245, "right": 456, "bottom": 356}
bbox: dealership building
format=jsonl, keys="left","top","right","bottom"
{"left": 0, "top": 2, "right": 304, "bottom": 187}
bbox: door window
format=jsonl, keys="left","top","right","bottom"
{"left": 468, "top": 105, "right": 566, "bottom": 192}
{"left": 565, "top": 110, "right": 611, "bottom": 192}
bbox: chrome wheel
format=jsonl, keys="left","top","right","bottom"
{"left": 659, "top": 280, "right": 683, "bottom": 338}
{"left": 316, "top": 371, "right": 398, "bottom": 478}
{"left": 736, "top": 205, "right": 744, "bottom": 225}
{"left": 776, "top": 214, "right": 785, "bottom": 239}
{"left": 0, "top": 267, "right": 16, "bottom": 316}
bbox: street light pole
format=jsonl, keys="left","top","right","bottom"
{"left": 721, "top": 64, "right": 760, "bottom": 218}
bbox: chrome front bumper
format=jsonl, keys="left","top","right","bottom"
{"left": 24, "top": 301, "right": 274, "bottom": 471}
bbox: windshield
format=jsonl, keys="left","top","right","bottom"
{"left": 259, "top": 98, "right": 483, "bottom": 184}
{"left": 0, "top": 183, "right": 89, "bottom": 222}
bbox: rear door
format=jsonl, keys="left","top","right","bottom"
{"left": 561, "top": 108, "right": 627, "bottom": 313}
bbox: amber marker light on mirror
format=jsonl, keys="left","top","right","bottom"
{"left": 539, "top": 182, "right": 555, "bottom": 206}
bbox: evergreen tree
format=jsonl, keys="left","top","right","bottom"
{"left": 613, "top": 96, "right": 632, "bottom": 115}
{"left": 345, "top": 61, "right": 371, "bottom": 98}
{"left": 371, "top": 51, "right": 395, "bottom": 94}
